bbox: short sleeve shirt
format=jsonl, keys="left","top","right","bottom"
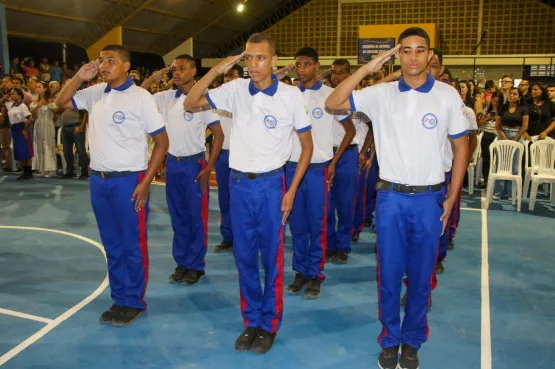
{"left": 350, "top": 74, "right": 468, "bottom": 185}
{"left": 71, "top": 77, "right": 166, "bottom": 172}
{"left": 290, "top": 81, "right": 349, "bottom": 163}
{"left": 206, "top": 74, "right": 311, "bottom": 173}
{"left": 154, "top": 89, "right": 219, "bottom": 157}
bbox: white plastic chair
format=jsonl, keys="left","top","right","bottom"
{"left": 528, "top": 140, "right": 555, "bottom": 211}
{"left": 485, "top": 140, "right": 524, "bottom": 211}
{"left": 523, "top": 136, "right": 554, "bottom": 198}
{"left": 467, "top": 132, "right": 483, "bottom": 195}
{"left": 55, "top": 128, "right": 67, "bottom": 174}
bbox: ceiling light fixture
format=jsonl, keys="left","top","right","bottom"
{"left": 237, "top": 4, "right": 244, "bottom": 12}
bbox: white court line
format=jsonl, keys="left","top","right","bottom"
{"left": 480, "top": 190, "right": 492, "bottom": 369}
{"left": 462, "top": 207, "right": 482, "bottom": 212}
{"left": 0, "top": 226, "right": 108, "bottom": 366}
{"left": 0, "top": 308, "right": 53, "bottom": 324}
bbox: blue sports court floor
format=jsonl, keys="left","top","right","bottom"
{"left": 0, "top": 173, "right": 554, "bottom": 369}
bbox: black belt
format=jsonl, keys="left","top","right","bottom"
{"left": 333, "top": 144, "right": 358, "bottom": 152}
{"left": 167, "top": 152, "right": 204, "bottom": 162}
{"left": 92, "top": 170, "right": 143, "bottom": 179}
{"left": 231, "top": 167, "right": 284, "bottom": 180}
{"left": 220, "top": 149, "right": 230, "bottom": 155}
{"left": 286, "top": 160, "right": 330, "bottom": 170}
{"left": 377, "top": 180, "right": 443, "bottom": 194}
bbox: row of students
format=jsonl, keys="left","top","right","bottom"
{"left": 52, "top": 26, "right": 473, "bottom": 369}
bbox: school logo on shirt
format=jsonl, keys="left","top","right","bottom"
{"left": 312, "top": 108, "right": 324, "bottom": 119}
{"left": 264, "top": 115, "right": 277, "bottom": 129}
{"left": 184, "top": 111, "right": 194, "bottom": 121}
{"left": 421, "top": 113, "right": 438, "bottom": 129}
{"left": 112, "top": 111, "right": 126, "bottom": 124}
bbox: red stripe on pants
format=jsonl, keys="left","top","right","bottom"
{"left": 200, "top": 158, "right": 209, "bottom": 250}
{"left": 137, "top": 172, "right": 149, "bottom": 307}
{"left": 270, "top": 176, "right": 286, "bottom": 333}
{"left": 319, "top": 167, "right": 329, "bottom": 280}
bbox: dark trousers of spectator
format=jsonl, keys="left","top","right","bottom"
{"left": 481, "top": 132, "right": 497, "bottom": 183}
{"left": 62, "top": 125, "right": 88, "bottom": 176}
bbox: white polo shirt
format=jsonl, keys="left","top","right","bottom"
{"left": 154, "top": 89, "right": 219, "bottom": 157}
{"left": 443, "top": 104, "right": 479, "bottom": 172}
{"left": 71, "top": 77, "right": 166, "bottom": 172}
{"left": 350, "top": 73, "right": 469, "bottom": 185}
{"left": 290, "top": 81, "right": 349, "bottom": 163}
{"left": 352, "top": 111, "right": 371, "bottom": 151}
{"left": 5, "top": 101, "right": 32, "bottom": 125}
{"left": 216, "top": 109, "right": 232, "bottom": 151}
{"left": 205, "top": 74, "right": 311, "bottom": 173}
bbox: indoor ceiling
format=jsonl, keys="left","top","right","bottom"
{"left": 2, "top": 0, "right": 299, "bottom": 58}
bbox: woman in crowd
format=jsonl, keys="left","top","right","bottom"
{"left": 525, "top": 83, "right": 555, "bottom": 141}
{"left": 478, "top": 94, "right": 500, "bottom": 184}
{"left": 30, "top": 82, "right": 57, "bottom": 177}
{"left": 6, "top": 89, "right": 34, "bottom": 180}
{"left": 494, "top": 87, "right": 529, "bottom": 199}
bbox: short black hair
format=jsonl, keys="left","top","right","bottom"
{"left": 228, "top": 64, "right": 244, "bottom": 77}
{"left": 175, "top": 54, "right": 196, "bottom": 68}
{"left": 12, "top": 88, "right": 24, "bottom": 99}
{"left": 399, "top": 27, "right": 431, "bottom": 47}
{"left": 547, "top": 83, "right": 555, "bottom": 89}
{"left": 441, "top": 69, "right": 452, "bottom": 81}
{"left": 280, "top": 75, "right": 292, "bottom": 84}
{"left": 295, "top": 47, "right": 319, "bottom": 62}
{"left": 431, "top": 48, "right": 443, "bottom": 65}
{"left": 13, "top": 77, "right": 23, "bottom": 85}
{"left": 101, "top": 44, "right": 131, "bottom": 62}
{"left": 332, "top": 58, "right": 350, "bottom": 69}
{"left": 501, "top": 75, "right": 513, "bottom": 82}
{"left": 247, "top": 33, "right": 275, "bottom": 55}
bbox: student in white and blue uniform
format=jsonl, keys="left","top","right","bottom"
{"left": 5, "top": 89, "right": 34, "bottom": 180}
{"left": 351, "top": 110, "right": 372, "bottom": 242}
{"left": 147, "top": 54, "right": 223, "bottom": 285}
{"left": 286, "top": 47, "right": 352, "bottom": 299}
{"left": 326, "top": 28, "right": 469, "bottom": 369}
{"left": 55, "top": 45, "right": 169, "bottom": 327}
{"left": 185, "top": 33, "right": 313, "bottom": 354}
{"left": 327, "top": 58, "right": 358, "bottom": 264}
{"left": 213, "top": 64, "right": 243, "bottom": 253}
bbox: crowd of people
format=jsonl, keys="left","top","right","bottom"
{"left": 2, "top": 29, "right": 555, "bottom": 369}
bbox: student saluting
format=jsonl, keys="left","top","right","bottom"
{"left": 326, "top": 28, "right": 469, "bottom": 369}
{"left": 55, "top": 45, "right": 169, "bottom": 327}
{"left": 185, "top": 33, "right": 313, "bottom": 354}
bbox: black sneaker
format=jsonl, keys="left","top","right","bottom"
{"left": 111, "top": 307, "right": 145, "bottom": 327}
{"left": 62, "top": 173, "right": 74, "bottom": 179}
{"left": 169, "top": 266, "right": 188, "bottom": 283}
{"left": 334, "top": 251, "right": 348, "bottom": 264}
{"left": 326, "top": 251, "right": 338, "bottom": 263}
{"left": 3, "top": 167, "right": 12, "bottom": 173}
{"left": 378, "top": 345, "right": 399, "bottom": 369}
{"left": 79, "top": 174, "right": 89, "bottom": 180}
{"left": 99, "top": 305, "right": 121, "bottom": 324}
{"left": 251, "top": 329, "right": 276, "bottom": 354}
{"left": 235, "top": 327, "right": 258, "bottom": 351}
{"left": 287, "top": 272, "right": 308, "bottom": 294}
{"left": 213, "top": 240, "right": 233, "bottom": 253}
{"left": 364, "top": 218, "right": 373, "bottom": 226}
{"left": 304, "top": 277, "right": 321, "bottom": 299}
{"left": 181, "top": 269, "right": 205, "bottom": 285}
{"left": 398, "top": 344, "right": 419, "bottom": 369}
{"left": 351, "top": 231, "right": 360, "bottom": 244}
{"left": 447, "top": 239, "right": 455, "bottom": 250}
{"left": 436, "top": 260, "right": 445, "bottom": 274}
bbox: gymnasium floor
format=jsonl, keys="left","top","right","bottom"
{"left": 0, "top": 173, "right": 554, "bottom": 369}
